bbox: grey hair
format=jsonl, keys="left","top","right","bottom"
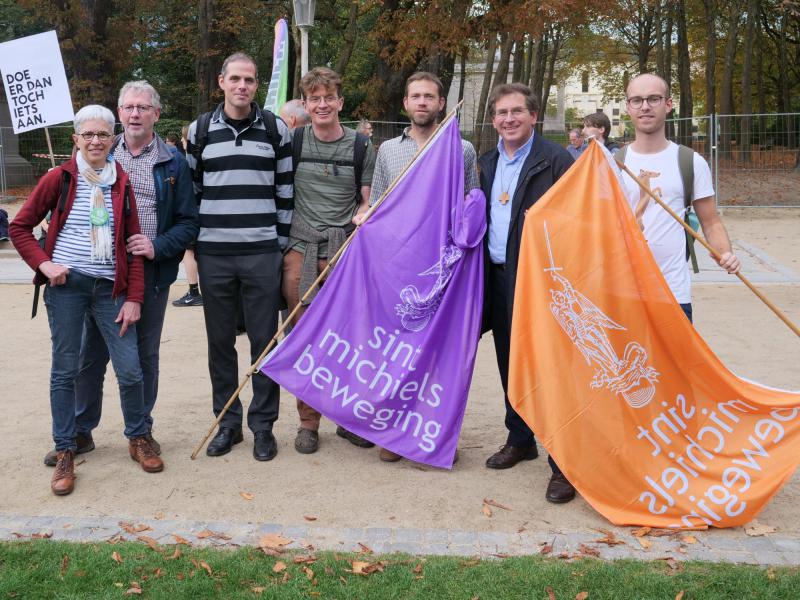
{"left": 118, "top": 80, "right": 161, "bottom": 110}
{"left": 73, "top": 105, "right": 115, "bottom": 133}
{"left": 279, "top": 99, "right": 309, "bottom": 122}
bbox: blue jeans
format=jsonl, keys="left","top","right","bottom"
{"left": 44, "top": 270, "right": 147, "bottom": 451}
{"left": 75, "top": 262, "right": 170, "bottom": 434}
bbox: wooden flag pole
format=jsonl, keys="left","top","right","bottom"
{"left": 44, "top": 127, "right": 56, "bottom": 168}
{"left": 190, "top": 103, "right": 464, "bottom": 459}
{"left": 615, "top": 157, "right": 800, "bottom": 339}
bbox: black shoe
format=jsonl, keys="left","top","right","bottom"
{"left": 253, "top": 430, "right": 278, "bottom": 461}
{"left": 336, "top": 426, "right": 375, "bottom": 448}
{"left": 44, "top": 432, "right": 95, "bottom": 467}
{"left": 206, "top": 427, "right": 243, "bottom": 457}
{"left": 172, "top": 291, "right": 203, "bottom": 307}
{"left": 545, "top": 472, "right": 577, "bottom": 504}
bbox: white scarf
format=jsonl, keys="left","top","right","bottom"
{"left": 76, "top": 152, "right": 117, "bottom": 263}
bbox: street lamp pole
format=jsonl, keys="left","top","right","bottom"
{"left": 293, "top": 0, "right": 316, "bottom": 77}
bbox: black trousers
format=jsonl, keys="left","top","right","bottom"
{"left": 198, "top": 252, "right": 282, "bottom": 433}
{"left": 490, "top": 263, "right": 561, "bottom": 473}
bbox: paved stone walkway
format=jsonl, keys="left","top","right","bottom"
{"left": 3, "top": 513, "right": 800, "bottom": 566}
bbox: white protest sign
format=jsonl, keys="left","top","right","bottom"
{"left": 0, "top": 30, "right": 74, "bottom": 133}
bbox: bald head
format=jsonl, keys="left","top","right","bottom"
{"left": 279, "top": 99, "right": 310, "bottom": 130}
{"left": 626, "top": 73, "right": 670, "bottom": 99}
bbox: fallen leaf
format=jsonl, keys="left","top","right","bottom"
{"left": 197, "top": 529, "right": 215, "bottom": 539}
{"left": 165, "top": 547, "right": 181, "bottom": 560}
{"left": 637, "top": 538, "right": 652, "bottom": 550}
{"left": 576, "top": 593, "right": 589, "bottom": 600}
{"left": 75, "top": 570, "right": 86, "bottom": 577}
{"left": 240, "top": 492, "right": 256, "bottom": 501}
{"left": 546, "top": 587, "right": 556, "bottom": 600}
{"left": 176, "top": 573, "right": 184, "bottom": 581}
{"left": 273, "top": 561, "right": 287, "bottom": 573}
{"left": 350, "top": 560, "right": 371, "bottom": 575}
{"left": 119, "top": 522, "right": 135, "bottom": 534}
{"left": 11, "top": 532, "right": 24, "bottom": 538}
{"left": 302, "top": 566, "right": 314, "bottom": 580}
{"left": 251, "top": 586, "right": 266, "bottom": 593}
{"left": 675, "top": 591, "right": 685, "bottom": 600}
{"left": 745, "top": 522, "right": 776, "bottom": 537}
{"left": 171, "top": 534, "right": 192, "bottom": 546}
{"left": 357, "top": 542, "right": 374, "bottom": 554}
{"left": 125, "top": 588, "right": 142, "bottom": 596}
{"left": 137, "top": 535, "right": 160, "bottom": 551}
{"left": 303, "top": 515, "right": 318, "bottom": 521}
{"left": 540, "top": 543, "right": 553, "bottom": 556}
{"left": 593, "top": 529, "right": 625, "bottom": 546}
{"left": 767, "top": 568, "right": 776, "bottom": 580}
{"left": 557, "top": 552, "right": 571, "bottom": 559}
{"left": 681, "top": 535, "right": 697, "bottom": 545}
{"left": 154, "top": 512, "right": 165, "bottom": 520}
{"left": 676, "top": 545, "right": 687, "bottom": 554}
{"left": 281, "top": 571, "right": 290, "bottom": 583}
{"left": 293, "top": 555, "right": 317, "bottom": 564}
{"left": 31, "top": 532, "right": 53, "bottom": 539}
{"left": 107, "top": 534, "right": 125, "bottom": 545}
{"left": 483, "top": 498, "right": 513, "bottom": 511}
{"left": 259, "top": 534, "right": 292, "bottom": 555}
{"left": 491, "top": 553, "right": 510, "bottom": 559}
{"left": 197, "top": 529, "right": 232, "bottom": 541}
{"left": 632, "top": 526, "right": 652, "bottom": 537}
{"left": 413, "top": 563, "right": 423, "bottom": 574}
{"left": 482, "top": 502, "right": 493, "bottom": 518}
{"left": 199, "top": 560, "right": 213, "bottom": 576}
{"left": 111, "top": 551, "right": 123, "bottom": 564}
{"left": 153, "top": 568, "right": 163, "bottom": 578}
{"left": 578, "top": 544, "right": 600, "bottom": 558}
{"left": 134, "top": 524, "right": 151, "bottom": 533}
{"left": 60, "top": 555, "right": 69, "bottom": 576}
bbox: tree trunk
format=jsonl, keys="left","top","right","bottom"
{"left": 663, "top": 8, "right": 674, "bottom": 139}
{"left": 512, "top": 39, "right": 524, "bottom": 82}
{"left": 779, "top": 11, "right": 795, "bottom": 149}
{"left": 474, "top": 34, "right": 497, "bottom": 154}
{"left": 739, "top": 0, "right": 758, "bottom": 163}
{"left": 493, "top": 33, "right": 514, "bottom": 90}
{"left": 676, "top": 0, "right": 693, "bottom": 147}
{"left": 539, "top": 27, "right": 562, "bottom": 133}
{"left": 530, "top": 33, "right": 548, "bottom": 100}
{"left": 523, "top": 36, "right": 535, "bottom": 86}
{"left": 334, "top": 0, "right": 360, "bottom": 77}
{"left": 457, "top": 44, "right": 468, "bottom": 104}
{"left": 654, "top": 0, "right": 665, "bottom": 78}
{"left": 756, "top": 21, "right": 766, "bottom": 135}
{"left": 718, "top": 2, "right": 742, "bottom": 154}
{"left": 196, "top": 0, "right": 216, "bottom": 112}
{"left": 703, "top": 0, "right": 717, "bottom": 115}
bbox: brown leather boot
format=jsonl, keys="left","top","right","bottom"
{"left": 129, "top": 437, "right": 164, "bottom": 473}
{"left": 51, "top": 450, "right": 76, "bottom": 496}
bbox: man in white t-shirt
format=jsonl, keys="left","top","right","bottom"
{"left": 621, "top": 73, "right": 740, "bottom": 320}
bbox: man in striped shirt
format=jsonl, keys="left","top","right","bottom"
{"left": 186, "top": 52, "right": 293, "bottom": 462}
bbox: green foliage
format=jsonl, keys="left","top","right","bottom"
{"left": 1, "top": 540, "right": 800, "bottom": 599}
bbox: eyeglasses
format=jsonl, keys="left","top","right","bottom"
{"left": 77, "top": 131, "right": 113, "bottom": 141}
{"left": 494, "top": 107, "right": 529, "bottom": 120}
{"left": 120, "top": 104, "right": 154, "bottom": 114}
{"left": 305, "top": 95, "right": 340, "bottom": 105}
{"left": 626, "top": 95, "right": 666, "bottom": 109}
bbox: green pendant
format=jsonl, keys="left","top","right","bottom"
{"left": 90, "top": 206, "right": 109, "bottom": 226}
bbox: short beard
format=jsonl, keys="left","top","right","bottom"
{"left": 410, "top": 112, "right": 438, "bottom": 128}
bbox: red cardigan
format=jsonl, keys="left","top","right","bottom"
{"left": 10, "top": 159, "right": 144, "bottom": 303}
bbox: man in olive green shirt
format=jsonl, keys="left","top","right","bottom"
{"left": 282, "top": 67, "right": 375, "bottom": 455}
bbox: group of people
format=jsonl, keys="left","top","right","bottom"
{"left": 10, "top": 51, "right": 740, "bottom": 502}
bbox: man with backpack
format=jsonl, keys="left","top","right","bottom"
{"left": 620, "top": 73, "right": 740, "bottom": 323}
{"left": 283, "top": 66, "right": 376, "bottom": 455}
{"left": 41, "top": 81, "right": 198, "bottom": 468}
{"left": 186, "top": 52, "right": 293, "bottom": 461}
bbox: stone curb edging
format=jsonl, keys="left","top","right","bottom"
{"left": 2, "top": 513, "right": 799, "bottom": 566}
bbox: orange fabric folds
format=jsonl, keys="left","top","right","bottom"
{"left": 508, "top": 141, "right": 800, "bottom": 528}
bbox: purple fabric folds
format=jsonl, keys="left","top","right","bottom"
{"left": 260, "top": 118, "right": 485, "bottom": 468}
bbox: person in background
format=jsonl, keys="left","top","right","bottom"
{"left": 173, "top": 123, "right": 203, "bottom": 307}
{"left": 566, "top": 128, "right": 585, "bottom": 160}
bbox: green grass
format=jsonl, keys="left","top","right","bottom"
{"left": 1, "top": 540, "right": 798, "bottom": 599}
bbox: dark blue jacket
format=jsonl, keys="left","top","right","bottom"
{"left": 478, "top": 134, "right": 574, "bottom": 332}
{"left": 112, "top": 133, "right": 199, "bottom": 292}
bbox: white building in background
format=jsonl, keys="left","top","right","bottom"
{"left": 447, "top": 56, "right": 626, "bottom": 137}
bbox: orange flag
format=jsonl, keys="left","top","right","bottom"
{"left": 508, "top": 140, "right": 800, "bottom": 528}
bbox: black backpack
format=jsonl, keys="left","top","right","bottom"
{"left": 187, "top": 106, "right": 283, "bottom": 185}
{"left": 291, "top": 125, "right": 370, "bottom": 188}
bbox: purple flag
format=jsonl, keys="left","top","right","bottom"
{"left": 260, "top": 118, "right": 486, "bottom": 468}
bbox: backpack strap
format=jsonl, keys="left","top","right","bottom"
{"left": 258, "top": 107, "right": 282, "bottom": 159}
{"left": 188, "top": 110, "right": 213, "bottom": 185}
{"left": 33, "top": 169, "right": 71, "bottom": 319}
{"left": 353, "top": 131, "right": 369, "bottom": 189}
{"left": 291, "top": 124, "right": 305, "bottom": 176}
{"left": 677, "top": 144, "right": 699, "bottom": 272}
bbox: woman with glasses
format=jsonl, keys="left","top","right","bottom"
{"left": 10, "top": 104, "right": 162, "bottom": 496}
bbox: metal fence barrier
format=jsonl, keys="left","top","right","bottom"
{"left": 2, "top": 114, "right": 798, "bottom": 207}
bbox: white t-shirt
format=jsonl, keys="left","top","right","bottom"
{"left": 621, "top": 142, "right": 714, "bottom": 304}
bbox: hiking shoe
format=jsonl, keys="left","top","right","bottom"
{"left": 145, "top": 433, "right": 161, "bottom": 455}
{"left": 336, "top": 426, "right": 374, "bottom": 448}
{"left": 51, "top": 450, "right": 76, "bottom": 495}
{"left": 172, "top": 292, "right": 203, "bottom": 307}
{"left": 294, "top": 428, "right": 319, "bottom": 454}
{"left": 129, "top": 437, "right": 164, "bottom": 473}
{"left": 44, "top": 432, "right": 95, "bottom": 467}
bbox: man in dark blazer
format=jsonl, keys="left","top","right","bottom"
{"left": 478, "top": 82, "right": 576, "bottom": 503}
